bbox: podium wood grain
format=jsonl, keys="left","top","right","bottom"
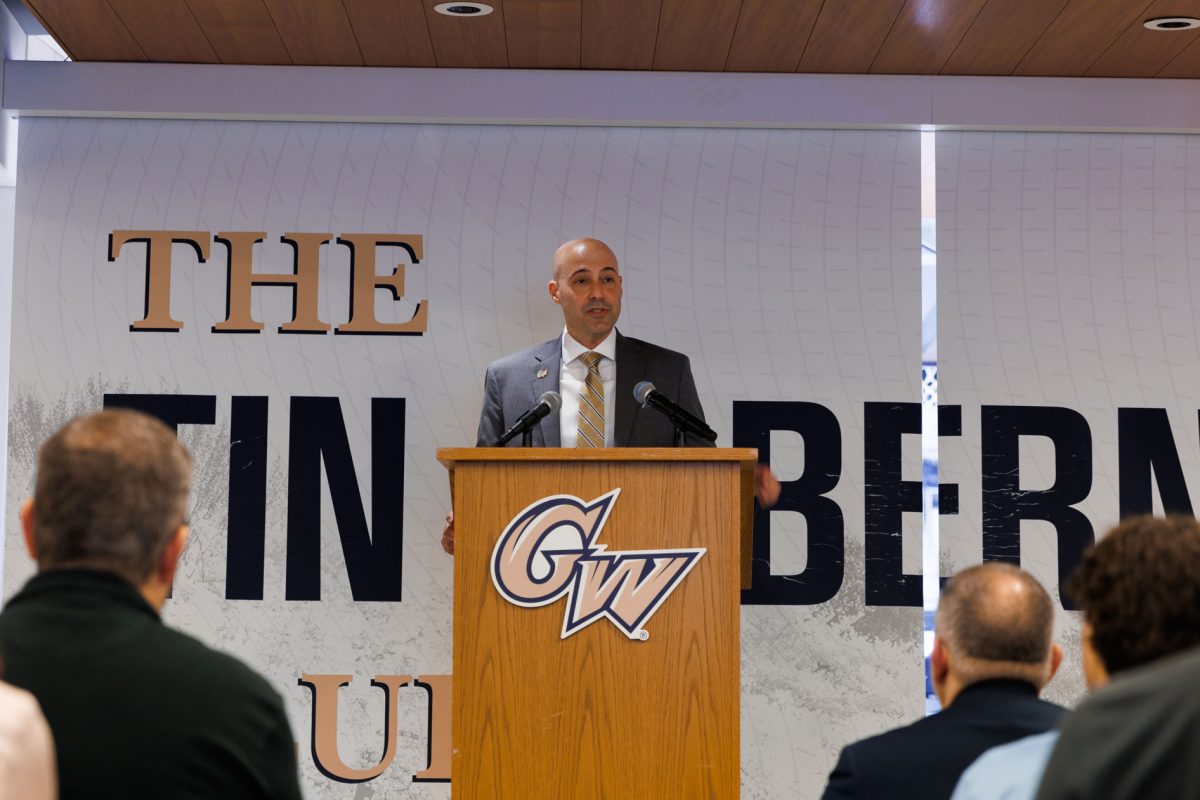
{"left": 440, "top": 448, "right": 753, "bottom": 799}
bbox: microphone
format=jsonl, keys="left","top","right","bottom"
{"left": 495, "top": 391, "right": 561, "bottom": 446}
{"left": 633, "top": 381, "right": 717, "bottom": 442}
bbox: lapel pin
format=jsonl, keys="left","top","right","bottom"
{"left": 537, "top": 367, "right": 548, "bottom": 379}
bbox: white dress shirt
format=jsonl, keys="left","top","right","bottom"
{"left": 559, "top": 328, "right": 617, "bottom": 447}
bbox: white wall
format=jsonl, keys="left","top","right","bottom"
{"left": 0, "top": 0, "right": 26, "bottom": 593}
{"left": 7, "top": 61, "right": 1200, "bottom": 133}
{"left": 0, "top": 184, "right": 12, "bottom": 588}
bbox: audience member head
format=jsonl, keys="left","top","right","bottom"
{"left": 20, "top": 409, "right": 191, "bottom": 610}
{"left": 932, "top": 562, "right": 1062, "bottom": 706}
{"left": 548, "top": 237, "right": 623, "bottom": 349}
{"left": 1067, "top": 514, "right": 1200, "bottom": 689}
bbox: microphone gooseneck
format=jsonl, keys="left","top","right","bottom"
{"left": 632, "top": 381, "right": 717, "bottom": 442}
{"left": 495, "top": 391, "right": 561, "bottom": 446}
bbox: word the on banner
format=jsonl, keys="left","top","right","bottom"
{"left": 111, "top": 229, "right": 427, "bottom": 334}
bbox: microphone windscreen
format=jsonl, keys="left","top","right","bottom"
{"left": 539, "top": 390, "right": 562, "bottom": 412}
{"left": 633, "top": 381, "right": 655, "bottom": 406}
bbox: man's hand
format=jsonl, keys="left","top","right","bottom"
{"left": 440, "top": 512, "right": 455, "bottom": 555}
{"left": 754, "top": 464, "right": 781, "bottom": 509}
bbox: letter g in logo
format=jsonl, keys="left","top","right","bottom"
{"left": 491, "top": 489, "right": 704, "bottom": 640}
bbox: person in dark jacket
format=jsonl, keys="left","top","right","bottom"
{"left": 821, "top": 562, "right": 1065, "bottom": 800}
{"left": 0, "top": 409, "right": 303, "bottom": 800}
{"left": 1035, "top": 515, "right": 1200, "bottom": 800}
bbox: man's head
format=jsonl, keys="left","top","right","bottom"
{"left": 932, "top": 562, "right": 1062, "bottom": 706}
{"left": 20, "top": 409, "right": 191, "bottom": 609}
{"left": 548, "top": 237, "right": 623, "bottom": 350}
{"left": 1067, "top": 514, "right": 1200, "bottom": 689}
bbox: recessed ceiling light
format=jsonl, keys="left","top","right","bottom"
{"left": 1144, "top": 17, "right": 1200, "bottom": 31}
{"left": 434, "top": 2, "right": 493, "bottom": 16}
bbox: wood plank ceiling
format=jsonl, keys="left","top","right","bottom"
{"left": 22, "top": 0, "right": 1200, "bottom": 77}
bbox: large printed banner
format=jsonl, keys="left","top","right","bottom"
{"left": 938, "top": 131, "right": 1200, "bottom": 707}
{"left": 5, "top": 118, "right": 921, "bottom": 798}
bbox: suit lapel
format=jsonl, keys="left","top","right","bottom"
{"left": 531, "top": 338, "right": 561, "bottom": 446}
{"left": 614, "top": 332, "right": 645, "bottom": 447}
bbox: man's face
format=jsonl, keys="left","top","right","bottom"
{"left": 549, "top": 241, "right": 623, "bottom": 349}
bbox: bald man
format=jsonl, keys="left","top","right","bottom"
{"left": 441, "top": 237, "right": 778, "bottom": 553}
{"left": 821, "top": 563, "right": 1066, "bottom": 800}
{"left": 476, "top": 238, "right": 711, "bottom": 450}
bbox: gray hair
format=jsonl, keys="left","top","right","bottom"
{"left": 32, "top": 409, "right": 192, "bottom": 585}
{"left": 936, "top": 562, "right": 1055, "bottom": 686}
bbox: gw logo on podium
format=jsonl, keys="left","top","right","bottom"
{"left": 490, "top": 489, "right": 704, "bottom": 640}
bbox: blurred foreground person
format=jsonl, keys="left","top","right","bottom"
{"left": 0, "top": 410, "right": 302, "bottom": 800}
{"left": 1037, "top": 648, "right": 1200, "bottom": 800}
{"left": 821, "top": 563, "right": 1064, "bottom": 800}
{"left": 1034, "top": 516, "right": 1200, "bottom": 800}
{"left": 0, "top": 679, "right": 55, "bottom": 800}
{"left": 955, "top": 515, "right": 1200, "bottom": 800}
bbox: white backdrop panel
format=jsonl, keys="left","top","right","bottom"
{"left": 938, "top": 130, "right": 1200, "bottom": 707}
{"left": 6, "top": 118, "right": 921, "bottom": 799}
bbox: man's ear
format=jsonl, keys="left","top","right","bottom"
{"left": 156, "top": 525, "right": 190, "bottom": 584}
{"left": 548, "top": 279, "right": 561, "bottom": 305}
{"left": 1081, "top": 622, "right": 1110, "bottom": 690}
{"left": 1047, "top": 642, "right": 1064, "bottom": 683}
{"left": 931, "top": 637, "right": 951, "bottom": 685}
{"left": 20, "top": 499, "right": 36, "bottom": 561}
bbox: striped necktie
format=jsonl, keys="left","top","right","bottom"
{"left": 576, "top": 351, "right": 605, "bottom": 448}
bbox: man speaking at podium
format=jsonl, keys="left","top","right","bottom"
{"left": 478, "top": 237, "right": 712, "bottom": 450}
{"left": 441, "top": 237, "right": 778, "bottom": 554}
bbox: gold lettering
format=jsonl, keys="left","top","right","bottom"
{"left": 412, "top": 675, "right": 452, "bottom": 782}
{"left": 212, "top": 232, "right": 332, "bottom": 333}
{"left": 111, "top": 229, "right": 431, "bottom": 336}
{"left": 336, "top": 234, "right": 428, "bottom": 334}
{"left": 299, "top": 673, "right": 413, "bottom": 783}
{"left": 111, "top": 230, "right": 210, "bottom": 331}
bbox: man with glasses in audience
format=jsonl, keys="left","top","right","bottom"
{"left": 0, "top": 409, "right": 304, "bottom": 799}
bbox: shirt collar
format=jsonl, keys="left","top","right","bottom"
{"left": 561, "top": 328, "right": 617, "bottom": 365}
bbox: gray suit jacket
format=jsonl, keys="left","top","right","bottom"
{"left": 476, "top": 331, "right": 714, "bottom": 447}
{"left": 1036, "top": 647, "right": 1200, "bottom": 800}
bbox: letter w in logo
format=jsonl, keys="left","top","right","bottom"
{"left": 490, "top": 489, "right": 704, "bottom": 640}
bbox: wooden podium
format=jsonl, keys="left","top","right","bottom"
{"left": 437, "top": 447, "right": 756, "bottom": 799}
